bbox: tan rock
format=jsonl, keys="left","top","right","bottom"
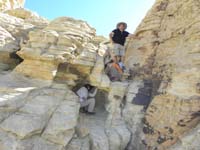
{"left": 125, "top": 0, "right": 200, "bottom": 149}
{"left": 0, "top": 112, "right": 47, "bottom": 139}
{"left": 0, "top": 12, "right": 34, "bottom": 70}
{"left": 89, "top": 55, "right": 111, "bottom": 90}
{"left": 15, "top": 17, "right": 97, "bottom": 81}
{"left": 42, "top": 100, "right": 80, "bottom": 146}
{"left": 0, "top": 72, "right": 81, "bottom": 149}
{"left": 105, "top": 82, "right": 131, "bottom": 150}
{"left": 6, "top": 8, "right": 49, "bottom": 28}
{"left": 0, "top": 25, "right": 19, "bottom": 69}
{"left": 0, "top": 0, "right": 25, "bottom": 12}
{"left": 123, "top": 81, "right": 146, "bottom": 150}
{"left": 66, "top": 137, "right": 90, "bottom": 150}
{"left": 169, "top": 124, "right": 200, "bottom": 150}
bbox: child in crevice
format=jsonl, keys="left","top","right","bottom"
{"left": 105, "top": 60, "right": 123, "bottom": 82}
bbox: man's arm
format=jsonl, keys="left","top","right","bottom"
{"left": 128, "top": 33, "right": 139, "bottom": 39}
{"left": 89, "top": 88, "right": 98, "bottom": 97}
{"left": 128, "top": 33, "right": 135, "bottom": 37}
{"left": 109, "top": 32, "right": 114, "bottom": 43}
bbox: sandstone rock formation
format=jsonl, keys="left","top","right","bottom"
{"left": 0, "top": 73, "right": 80, "bottom": 150}
{"left": 0, "top": 8, "right": 49, "bottom": 72}
{"left": 15, "top": 17, "right": 96, "bottom": 80}
{"left": 0, "top": 5, "right": 132, "bottom": 150}
{"left": 6, "top": 8, "right": 49, "bottom": 28}
{"left": 0, "top": 0, "right": 200, "bottom": 150}
{"left": 0, "top": 12, "right": 33, "bottom": 71}
{"left": 0, "top": 0, "right": 25, "bottom": 11}
{"left": 125, "top": 0, "right": 200, "bottom": 149}
{"left": 169, "top": 123, "right": 200, "bottom": 150}
{"left": 14, "top": 16, "right": 110, "bottom": 90}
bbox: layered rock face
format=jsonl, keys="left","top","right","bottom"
{"left": 0, "top": 12, "right": 32, "bottom": 71}
{"left": 0, "top": 8, "right": 48, "bottom": 71}
{"left": 0, "top": 4, "right": 131, "bottom": 150}
{"left": 15, "top": 16, "right": 110, "bottom": 89}
{"left": 0, "top": 0, "right": 199, "bottom": 150}
{"left": 6, "top": 8, "right": 49, "bottom": 28}
{"left": 15, "top": 17, "right": 96, "bottom": 80}
{"left": 0, "top": 6, "right": 82, "bottom": 149}
{"left": 0, "top": 0, "right": 25, "bottom": 11}
{"left": 125, "top": 0, "right": 200, "bottom": 149}
{"left": 0, "top": 73, "right": 80, "bottom": 150}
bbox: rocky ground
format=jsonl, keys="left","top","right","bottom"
{"left": 0, "top": 0, "right": 199, "bottom": 150}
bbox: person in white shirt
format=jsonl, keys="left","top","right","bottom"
{"left": 76, "top": 84, "right": 98, "bottom": 115}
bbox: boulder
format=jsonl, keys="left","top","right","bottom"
{"left": 42, "top": 100, "right": 80, "bottom": 146}
{"left": 105, "top": 82, "right": 131, "bottom": 150}
{"left": 6, "top": 8, "right": 49, "bottom": 28}
{"left": 15, "top": 17, "right": 97, "bottom": 81}
{"left": 89, "top": 55, "right": 111, "bottom": 90}
{"left": 0, "top": 72, "right": 81, "bottom": 149}
{"left": 0, "top": 112, "right": 47, "bottom": 139}
{"left": 0, "top": 86, "right": 68, "bottom": 139}
{"left": 0, "top": 12, "right": 34, "bottom": 70}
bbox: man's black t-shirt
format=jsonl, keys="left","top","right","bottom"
{"left": 112, "top": 29, "right": 129, "bottom": 46}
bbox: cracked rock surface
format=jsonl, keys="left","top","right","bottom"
{"left": 125, "top": 0, "right": 200, "bottom": 149}
{"left": 0, "top": 0, "right": 200, "bottom": 150}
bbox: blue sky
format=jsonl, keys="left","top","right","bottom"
{"left": 25, "top": 0, "right": 155, "bottom": 37}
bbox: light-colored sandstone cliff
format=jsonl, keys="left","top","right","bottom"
{"left": 125, "top": 0, "right": 200, "bottom": 149}
{"left": 6, "top": 8, "right": 49, "bottom": 27}
{"left": 0, "top": 8, "right": 48, "bottom": 71}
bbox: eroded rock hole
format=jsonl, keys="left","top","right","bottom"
{"left": 0, "top": 51, "right": 23, "bottom": 72}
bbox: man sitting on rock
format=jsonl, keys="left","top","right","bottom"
{"left": 76, "top": 84, "right": 98, "bottom": 115}
{"left": 109, "top": 22, "right": 132, "bottom": 67}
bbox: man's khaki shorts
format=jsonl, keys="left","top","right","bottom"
{"left": 112, "top": 43, "right": 125, "bottom": 56}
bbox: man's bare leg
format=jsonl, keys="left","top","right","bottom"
{"left": 118, "top": 56, "right": 122, "bottom": 63}
{"left": 113, "top": 56, "right": 118, "bottom": 63}
{"left": 121, "top": 56, "right": 125, "bottom": 63}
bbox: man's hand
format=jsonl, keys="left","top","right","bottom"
{"left": 128, "top": 34, "right": 141, "bottom": 39}
{"left": 128, "top": 34, "right": 135, "bottom": 38}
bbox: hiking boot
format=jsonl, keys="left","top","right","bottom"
{"left": 86, "top": 111, "right": 96, "bottom": 115}
{"left": 122, "top": 67, "right": 126, "bottom": 72}
{"left": 118, "top": 62, "right": 126, "bottom": 72}
{"left": 80, "top": 108, "right": 87, "bottom": 113}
